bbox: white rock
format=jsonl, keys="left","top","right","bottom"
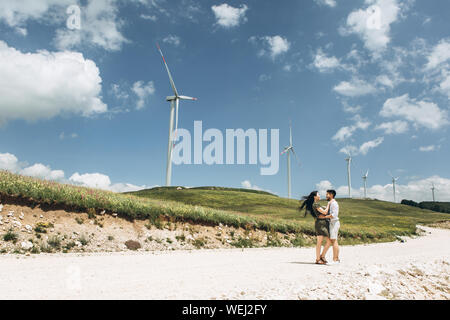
{"left": 0, "top": 204, "right": 3, "bottom": 212}
{"left": 8, "top": 211, "right": 14, "bottom": 217}
{"left": 100, "top": 210, "right": 106, "bottom": 216}
{"left": 25, "top": 225, "right": 33, "bottom": 231}
{"left": 40, "top": 215, "right": 43, "bottom": 218}
{"left": 21, "top": 241, "right": 33, "bottom": 251}
{"left": 75, "top": 241, "right": 82, "bottom": 247}
{"left": 12, "top": 221, "right": 22, "bottom": 228}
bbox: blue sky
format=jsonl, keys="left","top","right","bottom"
{"left": 0, "top": 0, "right": 449, "bottom": 202}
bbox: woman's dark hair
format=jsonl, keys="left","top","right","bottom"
{"left": 299, "top": 191, "right": 318, "bottom": 218}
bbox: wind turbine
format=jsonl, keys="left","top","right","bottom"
{"left": 281, "top": 121, "right": 299, "bottom": 199}
{"left": 157, "top": 44, "right": 197, "bottom": 187}
{"left": 389, "top": 172, "right": 399, "bottom": 203}
{"left": 431, "top": 183, "right": 436, "bottom": 202}
{"left": 345, "top": 153, "right": 352, "bottom": 198}
{"left": 362, "top": 170, "right": 369, "bottom": 199}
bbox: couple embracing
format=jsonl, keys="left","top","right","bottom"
{"left": 300, "top": 190, "right": 340, "bottom": 265}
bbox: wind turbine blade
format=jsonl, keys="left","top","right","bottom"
{"left": 280, "top": 147, "right": 289, "bottom": 155}
{"left": 289, "top": 120, "right": 293, "bottom": 147}
{"left": 179, "top": 96, "right": 197, "bottom": 101}
{"left": 366, "top": 170, "right": 369, "bottom": 177}
{"left": 157, "top": 43, "right": 179, "bottom": 97}
{"left": 291, "top": 148, "right": 301, "bottom": 166}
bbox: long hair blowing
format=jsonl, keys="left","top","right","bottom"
{"left": 299, "top": 191, "right": 318, "bottom": 218}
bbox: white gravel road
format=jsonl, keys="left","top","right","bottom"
{"left": 0, "top": 226, "right": 448, "bottom": 300}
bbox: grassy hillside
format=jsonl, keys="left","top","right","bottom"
{"left": 1, "top": 171, "right": 448, "bottom": 245}
{"left": 130, "top": 187, "right": 450, "bottom": 239}
{"left": 402, "top": 199, "right": 450, "bottom": 214}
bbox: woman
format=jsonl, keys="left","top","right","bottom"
{"left": 299, "top": 191, "right": 330, "bottom": 265}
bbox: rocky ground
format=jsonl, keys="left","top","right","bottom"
{"left": 0, "top": 201, "right": 312, "bottom": 254}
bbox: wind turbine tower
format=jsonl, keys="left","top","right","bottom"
{"left": 362, "top": 170, "right": 369, "bottom": 199}
{"left": 281, "top": 122, "right": 299, "bottom": 199}
{"left": 157, "top": 44, "right": 197, "bottom": 186}
{"left": 431, "top": 183, "right": 436, "bottom": 202}
{"left": 389, "top": 172, "right": 399, "bottom": 203}
{"left": 345, "top": 154, "right": 352, "bottom": 198}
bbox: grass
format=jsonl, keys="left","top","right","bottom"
{"left": 1, "top": 170, "right": 449, "bottom": 245}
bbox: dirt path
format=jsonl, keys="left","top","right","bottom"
{"left": 0, "top": 226, "right": 448, "bottom": 300}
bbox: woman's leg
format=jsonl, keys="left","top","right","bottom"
{"left": 321, "top": 237, "right": 332, "bottom": 259}
{"left": 316, "top": 236, "right": 323, "bottom": 261}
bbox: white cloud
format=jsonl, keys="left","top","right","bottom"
{"left": 250, "top": 35, "right": 291, "bottom": 60}
{"left": 375, "top": 120, "right": 409, "bottom": 134}
{"left": 336, "top": 175, "right": 450, "bottom": 202}
{"left": 342, "top": 0, "right": 401, "bottom": 54}
{"left": 340, "top": 137, "right": 384, "bottom": 156}
{"left": 0, "top": 41, "right": 107, "bottom": 126}
{"left": 333, "top": 116, "right": 371, "bottom": 142}
{"left": 132, "top": 81, "right": 155, "bottom": 110}
{"left": 316, "top": 180, "right": 334, "bottom": 196}
{"left": 0, "top": 0, "right": 72, "bottom": 34}
{"left": 359, "top": 137, "right": 384, "bottom": 155}
{"left": 0, "top": 153, "right": 21, "bottom": 172}
{"left": 425, "top": 39, "right": 450, "bottom": 70}
{"left": 20, "top": 164, "right": 65, "bottom": 181}
{"left": 312, "top": 48, "right": 341, "bottom": 73}
{"left": 419, "top": 145, "right": 439, "bottom": 152}
{"left": 162, "top": 35, "right": 181, "bottom": 47}
{"left": 314, "top": 0, "right": 337, "bottom": 8}
{"left": 376, "top": 74, "right": 395, "bottom": 88}
{"left": 59, "top": 132, "right": 79, "bottom": 140}
{"left": 241, "top": 180, "right": 274, "bottom": 194}
{"left": 55, "top": 0, "right": 129, "bottom": 51}
{"left": 333, "top": 78, "right": 377, "bottom": 97}
{"left": 0, "top": 151, "right": 150, "bottom": 193}
{"left": 380, "top": 94, "right": 449, "bottom": 130}
{"left": 211, "top": 3, "right": 248, "bottom": 28}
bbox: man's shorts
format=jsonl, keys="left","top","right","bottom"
{"left": 329, "top": 220, "right": 340, "bottom": 240}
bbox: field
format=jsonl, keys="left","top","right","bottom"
{"left": 1, "top": 171, "right": 449, "bottom": 246}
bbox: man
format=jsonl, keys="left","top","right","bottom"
{"left": 321, "top": 190, "right": 340, "bottom": 265}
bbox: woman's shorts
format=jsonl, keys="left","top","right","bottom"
{"left": 329, "top": 220, "right": 340, "bottom": 240}
{"left": 315, "top": 219, "right": 329, "bottom": 237}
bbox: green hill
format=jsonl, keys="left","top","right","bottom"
{"left": 402, "top": 199, "right": 450, "bottom": 214}
{"left": 129, "top": 187, "right": 450, "bottom": 240}
{"left": 1, "top": 171, "right": 448, "bottom": 245}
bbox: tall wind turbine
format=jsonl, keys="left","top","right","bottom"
{"left": 431, "top": 183, "right": 436, "bottom": 202}
{"left": 157, "top": 44, "right": 197, "bottom": 186}
{"left": 281, "top": 122, "right": 299, "bottom": 199}
{"left": 389, "top": 172, "right": 399, "bottom": 203}
{"left": 362, "top": 170, "right": 369, "bottom": 199}
{"left": 345, "top": 153, "right": 352, "bottom": 198}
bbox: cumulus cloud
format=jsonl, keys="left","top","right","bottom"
{"left": 380, "top": 94, "right": 449, "bottom": 130}
{"left": 314, "top": 0, "right": 337, "bottom": 8}
{"left": 375, "top": 120, "right": 409, "bottom": 135}
{"left": 241, "top": 180, "right": 274, "bottom": 194}
{"left": 250, "top": 35, "right": 291, "bottom": 59}
{"left": 419, "top": 145, "right": 439, "bottom": 152}
{"left": 340, "top": 137, "right": 384, "bottom": 156}
{"left": 342, "top": 0, "right": 401, "bottom": 54}
{"left": 333, "top": 116, "right": 371, "bottom": 142}
{"left": 162, "top": 35, "right": 181, "bottom": 47}
{"left": 211, "top": 3, "right": 248, "bottom": 28}
{"left": 333, "top": 78, "right": 377, "bottom": 97}
{"left": 54, "top": 0, "right": 129, "bottom": 51}
{"left": 132, "top": 81, "right": 155, "bottom": 110}
{"left": 312, "top": 48, "right": 341, "bottom": 73}
{"left": 20, "top": 164, "right": 65, "bottom": 181}
{"left": 425, "top": 39, "right": 450, "bottom": 70}
{"left": 0, "top": 41, "right": 107, "bottom": 126}
{"left": 0, "top": 152, "right": 150, "bottom": 193}
{"left": 335, "top": 175, "right": 450, "bottom": 202}
{"left": 316, "top": 180, "right": 334, "bottom": 196}
{"left": 0, "top": 0, "right": 72, "bottom": 34}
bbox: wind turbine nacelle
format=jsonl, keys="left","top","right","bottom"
{"left": 166, "top": 96, "right": 177, "bottom": 101}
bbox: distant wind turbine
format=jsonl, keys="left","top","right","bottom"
{"left": 157, "top": 44, "right": 197, "bottom": 187}
{"left": 345, "top": 153, "right": 352, "bottom": 198}
{"left": 281, "top": 121, "right": 299, "bottom": 199}
{"left": 389, "top": 171, "right": 399, "bottom": 203}
{"left": 362, "top": 170, "right": 369, "bottom": 199}
{"left": 431, "top": 183, "right": 436, "bottom": 202}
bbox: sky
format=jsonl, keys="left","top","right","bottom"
{"left": 0, "top": 0, "right": 449, "bottom": 202}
